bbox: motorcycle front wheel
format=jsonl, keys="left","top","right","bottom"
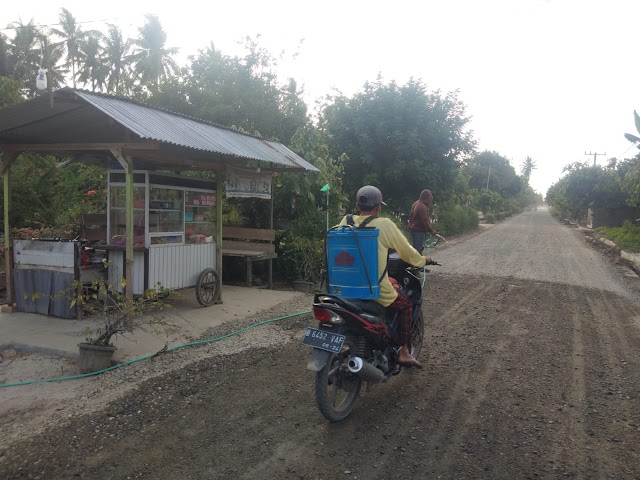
{"left": 315, "top": 349, "right": 362, "bottom": 422}
{"left": 409, "top": 309, "right": 425, "bottom": 359}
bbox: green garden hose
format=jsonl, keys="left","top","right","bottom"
{"left": 0, "top": 310, "right": 312, "bottom": 389}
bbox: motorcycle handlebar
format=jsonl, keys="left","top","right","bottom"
{"left": 406, "top": 260, "right": 440, "bottom": 272}
{"left": 423, "top": 257, "right": 440, "bottom": 266}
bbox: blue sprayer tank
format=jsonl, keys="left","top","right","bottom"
{"left": 326, "top": 225, "right": 379, "bottom": 299}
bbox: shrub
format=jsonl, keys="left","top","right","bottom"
{"left": 434, "top": 205, "right": 479, "bottom": 235}
{"left": 12, "top": 225, "right": 76, "bottom": 240}
{"left": 485, "top": 213, "right": 495, "bottom": 223}
{"left": 75, "top": 280, "right": 180, "bottom": 347}
{"left": 276, "top": 234, "right": 325, "bottom": 283}
{"left": 276, "top": 212, "right": 327, "bottom": 283}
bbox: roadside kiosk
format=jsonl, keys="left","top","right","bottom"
{"left": 0, "top": 87, "right": 317, "bottom": 317}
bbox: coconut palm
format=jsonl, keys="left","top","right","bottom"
{"left": 129, "top": 14, "right": 179, "bottom": 93}
{"left": 50, "top": 8, "right": 85, "bottom": 88}
{"left": 520, "top": 156, "right": 537, "bottom": 184}
{"left": 8, "top": 19, "right": 43, "bottom": 97}
{"left": 0, "top": 32, "right": 11, "bottom": 77}
{"left": 76, "top": 32, "right": 107, "bottom": 92}
{"left": 44, "top": 37, "right": 69, "bottom": 91}
{"left": 103, "top": 24, "right": 132, "bottom": 95}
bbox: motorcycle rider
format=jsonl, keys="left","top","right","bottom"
{"left": 408, "top": 189, "right": 437, "bottom": 253}
{"left": 338, "top": 185, "right": 430, "bottom": 369}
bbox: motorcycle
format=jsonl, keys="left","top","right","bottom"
{"left": 303, "top": 249, "right": 440, "bottom": 422}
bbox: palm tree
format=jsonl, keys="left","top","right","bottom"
{"left": 8, "top": 19, "right": 42, "bottom": 97}
{"left": 76, "top": 32, "right": 107, "bottom": 92}
{"left": 44, "top": 37, "right": 69, "bottom": 91}
{"left": 0, "top": 32, "right": 11, "bottom": 77}
{"left": 520, "top": 156, "right": 537, "bottom": 184}
{"left": 129, "top": 14, "right": 178, "bottom": 93}
{"left": 624, "top": 111, "right": 640, "bottom": 149}
{"left": 50, "top": 7, "right": 85, "bottom": 88}
{"left": 103, "top": 24, "right": 132, "bottom": 95}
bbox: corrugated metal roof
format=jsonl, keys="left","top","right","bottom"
{"left": 0, "top": 88, "right": 318, "bottom": 172}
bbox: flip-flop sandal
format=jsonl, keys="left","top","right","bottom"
{"left": 399, "top": 360, "right": 424, "bottom": 370}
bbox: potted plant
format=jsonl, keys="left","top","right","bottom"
{"left": 72, "top": 279, "right": 180, "bottom": 373}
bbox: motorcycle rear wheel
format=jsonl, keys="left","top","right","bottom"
{"left": 315, "top": 350, "right": 362, "bottom": 422}
{"left": 409, "top": 309, "right": 425, "bottom": 359}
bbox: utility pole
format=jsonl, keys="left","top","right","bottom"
{"left": 585, "top": 151, "right": 606, "bottom": 166}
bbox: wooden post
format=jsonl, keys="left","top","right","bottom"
{"left": 124, "top": 156, "right": 134, "bottom": 301}
{"left": 216, "top": 170, "right": 224, "bottom": 302}
{"left": 1, "top": 152, "right": 19, "bottom": 310}
{"left": 269, "top": 177, "right": 274, "bottom": 289}
{"left": 110, "top": 148, "right": 134, "bottom": 301}
{"left": 74, "top": 242, "right": 83, "bottom": 319}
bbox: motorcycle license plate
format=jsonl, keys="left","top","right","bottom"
{"left": 302, "top": 327, "right": 345, "bottom": 354}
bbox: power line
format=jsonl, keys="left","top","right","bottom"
{"left": 616, "top": 142, "right": 639, "bottom": 159}
{"left": 0, "top": 17, "right": 125, "bottom": 32}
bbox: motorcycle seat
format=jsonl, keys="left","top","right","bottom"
{"left": 344, "top": 299, "right": 386, "bottom": 316}
{"left": 314, "top": 294, "right": 386, "bottom": 317}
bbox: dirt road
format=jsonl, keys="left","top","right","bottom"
{"left": 2, "top": 209, "right": 640, "bottom": 479}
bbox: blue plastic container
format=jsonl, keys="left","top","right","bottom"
{"left": 326, "top": 226, "right": 379, "bottom": 299}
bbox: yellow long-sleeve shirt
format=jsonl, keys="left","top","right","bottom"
{"left": 338, "top": 215, "right": 426, "bottom": 307}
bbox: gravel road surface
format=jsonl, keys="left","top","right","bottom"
{"left": 2, "top": 208, "right": 639, "bottom": 479}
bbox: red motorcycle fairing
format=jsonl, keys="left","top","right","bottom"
{"left": 349, "top": 311, "right": 389, "bottom": 338}
{"left": 312, "top": 294, "right": 392, "bottom": 343}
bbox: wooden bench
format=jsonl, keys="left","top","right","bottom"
{"left": 221, "top": 227, "right": 277, "bottom": 288}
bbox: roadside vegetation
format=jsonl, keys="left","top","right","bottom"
{"left": 2, "top": 9, "right": 542, "bottom": 283}
{"left": 595, "top": 222, "right": 640, "bottom": 253}
{"left": 547, "top": 111, "right": 640, "bottom": 246}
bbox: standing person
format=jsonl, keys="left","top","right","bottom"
{"left": 408, "top": 189, "right": 437, "bottom": 254}
{"left": 338, "top": 185, "right": 431, "bottom": 369}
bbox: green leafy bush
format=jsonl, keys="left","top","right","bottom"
{"left": 276, "top": 212, "right": 327, "bottom": 283}
{"left": 434, "top": 205, "right": 479, "bottom": 235}
{"left": 276, "top": 234, "right": 324, "bottom": 283}
{"left": 485, "top": 213, "right": 495, "bottom": 223}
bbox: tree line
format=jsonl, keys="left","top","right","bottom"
{"left": 546, "top": 112, "right": 640, "bottom": 223}
{"left": 546, "top": 156, "right": 640, "bottom": 223}
{"left": 1, "top": 9, "right": 177, "bottom": 98}
{"left": 0, "top": 9, "right": 543, "bottom": 280}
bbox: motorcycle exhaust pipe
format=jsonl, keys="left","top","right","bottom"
{"left": 347, "top": 356, "right": 387, "bottom": 384}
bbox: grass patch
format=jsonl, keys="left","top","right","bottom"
{"left": 595, "top": 221, "right": 640, "bottom": 253}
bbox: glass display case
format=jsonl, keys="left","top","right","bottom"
{"left": 109, "top": 185, "right": 146, "bottom": 246}
{"left": 185, "top": 191, "right": 216, "bottom": 243}
{"left": 105, "top": 170, "right": 220, "bottom": 299}
{"left": 107, "top": 171, "right": 216, "bottom": 248}
{"left": 149, "top": 187, "right": 184, "bottom": 245}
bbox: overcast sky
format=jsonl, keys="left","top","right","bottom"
{"left": 3, "top": 0, "right": 640, "bottom": 195}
